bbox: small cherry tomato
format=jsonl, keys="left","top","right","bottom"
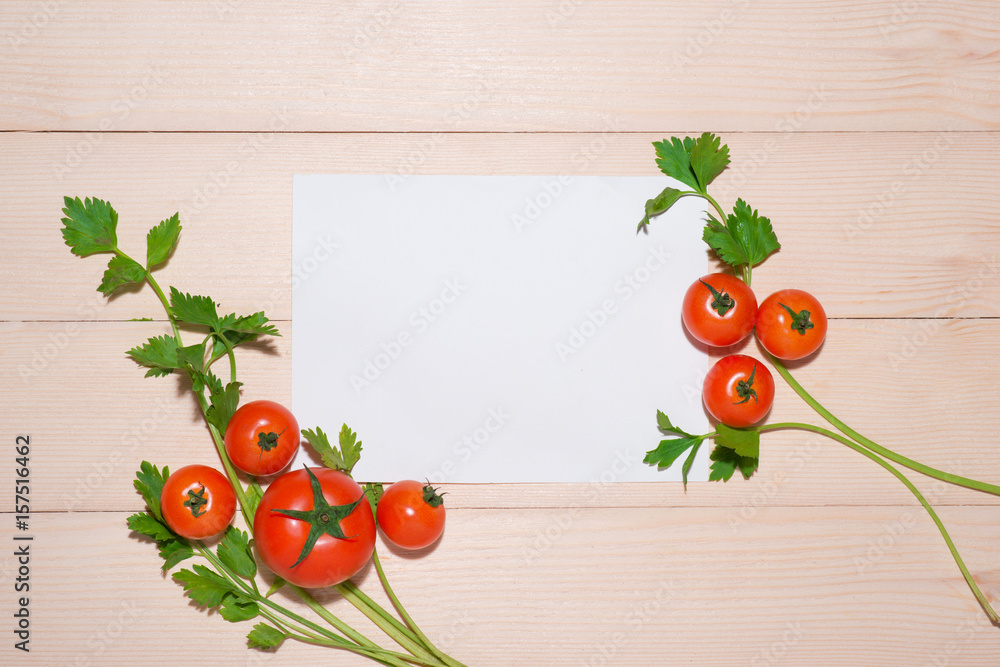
{"left": 681, "top": 273, "right": 758, "bottom": 347}
{"left": 253, "top": 467, "right": 375, "bottom": 588}
{"left": 224, "top": 400, "right": 300, "bottom": 476}
{"left": 160, "top": 464, "right": 237, "bottom": 540}
{"left": 376, "top": 480, "right": 446, "bottom": 550}
{"left": 703, "top": 354, "right": 774, "bottom": 427}
{"left": 755, "top": 289, "right": 828, "bottom": 360}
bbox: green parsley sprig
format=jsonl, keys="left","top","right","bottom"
{"left": 63, "top": 197, "right": 468, "bottom": 665}
{"left": 639, "top": 132, "right": 780, "bottom": 285}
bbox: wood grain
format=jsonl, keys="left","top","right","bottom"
{"left": 12, "top": 508, "right": 1000, "bottom": 665}
{"left": 1, "top": 1, "right": 999, "bottom": 132}
{"left": 2, "top": 0, "right": 999, "bottom": 664}
{"left": 2, "top": 131, "right": 999, "bottom": 321}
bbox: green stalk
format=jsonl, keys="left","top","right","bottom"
{"left": 332, "top": 581, "right": 445, "bottom": 664}
{"left": 759, "top": 422, "right": 999, "bottom": 623}
{"left": 768, "top": 354, "right": 1000, "bottom": 497}
{"left": 371, "top": 548, "right": 467, "bottom": 667}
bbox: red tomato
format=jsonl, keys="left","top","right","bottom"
{"left": 224, "top": 400, "right": 300, "bottom": 476}
{"left": 681, "top": 273, "right": 758, "bottom": 346}
{"left": 703, "top": 354, "right": 774, "bottom": 427}
{"left": 755, "top": 289, "right": 828, "bottom": 360}
{"left": 160, "top": 464, "right": 236, "bottom": 540}
{"left": 376, "top": 480, "right": 446, "bottom": 550}
{"left": 253, "top": 467, "right": 375, "bottom": 588}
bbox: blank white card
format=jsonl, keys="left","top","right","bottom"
{"left": 291, "top": 175, "right": 710, "bottom": 483}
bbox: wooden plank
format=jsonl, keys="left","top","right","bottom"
{"left": 3, "top": 317, "right": 998, "bottom": 511}
{"left": 1, "top": 1, "right": 999, "bottom": 132}
{"left": 4, "top": 507, "right": 998, "bottom": 664}
{"left": 3, "top": 131, "right": 1000, "bottom": 322}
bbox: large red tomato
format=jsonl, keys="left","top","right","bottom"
{"left": 160, "top": 464, "right": 236, "bottom": 540}
{"left": 702, "top": 354, "right": 774, "bottom": 427}
{"left": 224, "top": 400, "right": 300, "bottom": 476}
{"left": 681, "top": 273, "right": 758, "bottom": 347}
{"left": 253, "top": 467, "right": 375, "bottom": 588}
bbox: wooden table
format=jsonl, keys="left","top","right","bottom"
{"left": 2, "top": 2, "right": 999, "bottom": 664}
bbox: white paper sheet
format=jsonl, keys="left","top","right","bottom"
{"left": 291, "top": 175, "right": 710, "bottom": 483}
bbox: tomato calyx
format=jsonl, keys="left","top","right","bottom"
{"left": 779, "top": 303, "right": 815, "bottom": 335}
{"left": 184, "top": 483, "right": 209, "bottom": 518}
{"left": 421, "top": 483, "right": 446, "bottom": 508}
{"left": 256, "top": 428, "right": 286, "bottom": 455}
{"left": 733, "top": 362, "right": 760, "bottom": 405}
{"left": 270, "top": 466, "right": 366, "bottom": 568}
{"left": 700, "top": 279, "right": 735, "bottom": 316}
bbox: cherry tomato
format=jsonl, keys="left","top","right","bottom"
{"left": 703, "top": 354, "right": 774, "bottom": 427}
{"left": 755, "top": 289, "right": 828, "bottom": 360}
{"left": 160, "top": 464, "right": 237, "bottom": 540}
{"left": 224, "top": 400, "right": 300, "bottom": 476}
{"left": 376, "top": 480, "right": 446, "bottom": 550}
{"left": 253, "top": 467, "right": 375, "bottom": 588}
{"left": 681, "top": 273, "right": 758, "bottom": 347}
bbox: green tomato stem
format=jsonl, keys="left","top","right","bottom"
{"left": 768, "top": 354, "right": 1000, "bottom": 497}
{"left": 758, "top": 422, "right": 999, "bottom": 624}
{"left": 333, "top": 580, "right": 444, "bottom": 665}
{"left": 371, "top": 547, "right": 468, "bottom": 667}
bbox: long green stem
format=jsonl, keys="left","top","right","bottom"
{"left": 332, "top": 581, "right": 444, "bottom": 664}
{"left": 372, "top": 548, "right": 467, "bottom": 667}
{"left": 759, "top": 422, "right": 998, "bottom": 623}
{"left": 768, "top": 355, "right": 1000, "bottom": 497}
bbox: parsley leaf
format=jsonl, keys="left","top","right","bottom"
{"left": 245, "top": 480, "right": 264, "bottom": 518}
{"left": 205, "top": 381, "right": 242, "bottom": 434}
{"left": 645, "top": 411, "right": 707, "bottom": 489}
{"left": 708, "top": 444, "right": 758, "bottom": 482}
{"left": 99, "top": 255, "right": 146, "bottom": 296}
{"left": 169, "top": 287, "right": 220, "bottom": 329}
{"left": 638, "top": 186, "right": 697, "bottom": 230}
{"left": 247, "top": 623, "right": 287, "bottom": 649}
{"left": 714, "top": 423, "right": 760, "bottom": 460}
{"left": 127, "top": 512, "right": 174, "bottom": 543}
{"left": 364, "top": 482, "right": 384, "bottom": 515}
{"left": 158, "top": 539, "right": 194, "bottom": 571}
{"left": 60, "top": 196, "right": 119, "bottom": 257}
{"left": 146, "top": 213, "right": 181, "bottom": 270}
{"left": 302, "top": 424, "right": 363, "bottom": 475}
{"left": 220, "top": 594, "right": 259, "bottom": 623}
{"left": 703, "top": 199, "right": 780, "bottom": 278}
{"left": 134, "top": 461, "right": 170, "bottom": 521}
{"left": 653, "top": 136, "right": 699, "bottom": 191}
{"left": 127, "top": 335, "right": 181, "bottom": 378}
{"left": 689, "top": 132, "right": 731, "bottom": 192}
{"left": 174, "top": 564, "right": 239, "bottom": 608}
{"left": 217, "top": 527, "right": 257, "bottom": 580}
